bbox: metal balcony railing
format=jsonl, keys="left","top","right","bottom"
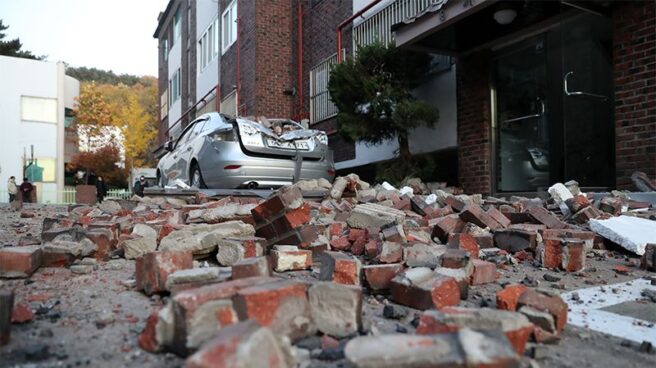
{"left": 310, "top": 52, "right": 343, "bottom": 124}
{"left": 353, "top": 0, "right": 443, "bottom": 50}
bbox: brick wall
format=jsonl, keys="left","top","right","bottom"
{"left": 303, "top": 0, "right": 355, "bottom": 162}
{"left": 612, "top": 1, "right": 656, "bottom": 189}
{"left": 456, "top": 52, "right": 492, "bottom": 195}
{"left": 254, "top": 0, "right": 294, "bottom": 117}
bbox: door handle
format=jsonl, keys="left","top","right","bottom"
{"left": 186, "top": 147, "right": 192, "bottom": 152}
{"left": 501, "top": 98, "right": 545, "bottom": 124}
{"left": 564, "top": 71, "right": 608, "bottom": 100}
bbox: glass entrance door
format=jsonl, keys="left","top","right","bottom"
{"left": 561, "top": 13, "right": 614, "bottom": 189}
{"left": 494, "top": 11, "right": 614, "bottom": 192}
{"left": 494, "top": 36, "right": 550, "bottom": 192}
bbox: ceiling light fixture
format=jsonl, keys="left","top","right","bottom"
{"left": 494, "top": 9, "right": 517, "bottom": 25}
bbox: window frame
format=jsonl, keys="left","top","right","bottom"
{"left": 169, "top": 68, "right": 181, "bottom": 105}
{"left": 221, "top": 0, "right": 238, "bottom": 54}
{"left": 173, "top": 6, "right": 182, "bottom": 44}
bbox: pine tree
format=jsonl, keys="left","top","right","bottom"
{"left": 0, "top": 19, "right": 40, "bottom": 60}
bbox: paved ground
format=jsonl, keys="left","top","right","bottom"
{"left": 1, "top": 203, "right": 655, "bottom": 367}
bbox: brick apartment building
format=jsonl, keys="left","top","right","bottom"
{"left": 153, "top": 0, "right": 655, "bottom": 194}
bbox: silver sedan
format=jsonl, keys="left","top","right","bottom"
{"left": 156, "top": 113, "right": 335, "bottom": 189}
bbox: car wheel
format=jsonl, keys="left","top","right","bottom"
{"left": 190, "top": 164, "right": 207, "bottom": 189}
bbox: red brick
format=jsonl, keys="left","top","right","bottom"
{"left": 171, "top": 277, "right": 272, "bottom": 355}
{"left": 135, "top": 251, "right": 194, "bottom": 295}
{"left": 390, "top": 271, "right": 460, "bottom": 310}
{"left": 459, "top": 204, "right": 503, "bottom": 231}
{"left": 517, "top": 289, "right": 568, "bottom": 333}
{"left": 251, "top": 186, "right": 303, "bottom": 221}
{"left": 0, "top": 246, "right": 42, "bottom": 278}
{"left": 11, "top": 302, "right": 33, "bottom": 324}
{"left": 84, "top": 229, "right": 112, "bottom": 261}
{"left": 382, "top": 224, "right": 406, "bottom": 243}
{"left": 447, "top": 233, "right": 479, "bottom": 259}
{"left": 470, "top": 259, "right": 497, "bottom": 285}
{"left": 431, "top": 214, "right": 464, "bottom": 243}
{"left": 234, "top": 279, "right": 313, "bottom": 340}
{"left": 362, "top": 263, "right": 404, "bottom": 292}
{"left": 572, "top": 206, "right": 602, "bottom": 224}
{"left": 185, "top": 321, "right": 287, "bottom": 368}
{"left": 270, "top": 248, "right": 312, "bottom": 272}
{"left": 328, "top": 222, "right": 347, "bottom": 238}
{"left": 486, "top": 206, "right": 511, "bottom": 228}
{"left": 138, "top": 309, "right": 161, "bottom": 353}
{"left": 320, "top": 251, "right": 361, "bottom": 286}
{"left": 232, "top": 257, "right": 271, "bottom": 279}
{"left": 271, "top": 204, "right": 311, "bottom": 234}
{"left": 445, "top": 196, "right": 467, "bottom": 212}
{"left": 416, "top": 307, "right": 534, "bottom": 354}
{"left": 527, "top": 207, "right": 567, "bottom": 229}
{"left": 330, "top": 235, "right": 351, "bottom": 251}
{"left": 565, "top": 195, "right": 591, "bottom": 213}
{"left": 440, "top": 248, "right": 470, "bottom": 269}
{"left": 496, "top": 284, "right": 528, "bottom": 311}
{"left": 364, "top": 239, "right": 380, "bottom": 259}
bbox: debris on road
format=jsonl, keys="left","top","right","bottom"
{"left": 1, "top": 177, "right": 655, "bottom": 366}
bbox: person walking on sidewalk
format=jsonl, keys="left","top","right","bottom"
{"left": 7, "top": 176, "right": 17, "bottom": 202}
{"left": 19, "top": 177, "right": 34, "bottom": 203}
{"left": 133, "top": 176, "right": 148, "bottom": 197}
{"left": 96, "top": 176, "right": 108, "bottom": 203}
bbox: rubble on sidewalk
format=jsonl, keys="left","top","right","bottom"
{"left": 1, "top": 175, "right": 655, "bottom": 366}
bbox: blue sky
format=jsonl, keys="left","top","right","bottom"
{"left": 1, "top": 0, "right": 169, "bottom": 76}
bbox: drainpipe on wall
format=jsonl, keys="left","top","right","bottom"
{"left": 56, "top": 62, "right": 66, "bottom": 204}
{"left": 297, "top": 0, "right": 304, "bottom": 120}
{"left": 336, "top": 0, "right": 384, "bottom": 62}
{"left": 236, "top": 15, "right": 241, "bottom": 115}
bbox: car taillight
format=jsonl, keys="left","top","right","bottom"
{"left": 209, "top": 129, "right": 237, "bottom": 142}
{"left": 327, "top": 169, "right": 335, "bottom": 176}
{"left": 224, "top": 165, "right": 241, "bottom": 170}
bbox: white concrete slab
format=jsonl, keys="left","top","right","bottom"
{"left": 590, "top": 216, "right": 656, "bottom": 255}
{"left": 563, "top": 279, "right": 656, "bottom": 344}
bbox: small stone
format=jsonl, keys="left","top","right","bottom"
{"left": 382, "top": 304, "right": 408, "bottom": 320}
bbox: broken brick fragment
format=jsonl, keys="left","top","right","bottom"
{"left": 0, "top": 246, "right": 42, "bottom": 278}
{"left": 11, "top": 302, "right": 33, "bottom": 324}
{"left": 185, "top": 321, "right": 287, "bottom": 368}
{"left": 362, "top": 263, "right": 404, "bottom": 292}
{"left": 135, "top": 251, "right": 194, "bottom": 296}
{"left": 470, "top": 259, "right": 497, "bottom": 285}
{"left": 517, "top": 289, "right": 568, "bottom": 333}
{"left": 320, "top": 251, "right": 362, "bottom": 285}
{"left": 232, "top": 257, "right": 271, "bottom": 279}
{"left": 390, "top": 268, "right": 460, "bottom": 310}
{"left": 496, "top": 284, "right": 528, "bottom": 311}
{"left": 459, "top": 204, "right": 503, "bottom": 231}
{"left": 270, "top": 247, "right": 312, "bottom": 272}
{"left": 447, "top": 233, "right": 479, "bottom": 259}
{"left": 234, "top": 279, "right": 314, "bottom": 340}
{"left": 416, "top": 307, "right": 534, "bottom": 354}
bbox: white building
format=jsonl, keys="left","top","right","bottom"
{"left": 0, "top": 55, "right": 80, "bottom": 203}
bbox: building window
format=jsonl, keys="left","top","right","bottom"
{"left": 21, "top": 96, "right": 58, "bottom": 123}
{"left": 222, "top": 0, "right": 238, "bottom": 54}
{"left": 199, "top": 17, "right": 219, "bottom": 71}
{"left": 310, "top": 53, "right": 343, "bottom": 124}
{"left": 161, "top": 90, "right": 168, "bottom": 119}
{"left": 173, "top": 7, "right": 182, "bottom": 43}
{"left": 169, "top": 68, "right": 181, "bottom": 105}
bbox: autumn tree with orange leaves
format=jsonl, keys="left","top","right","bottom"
{"left": 71, "top": 77, "right": 158, "bottom": 186}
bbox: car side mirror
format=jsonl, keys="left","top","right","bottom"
{"left": 166, "top": 140, "right": 174, "bottom": 151}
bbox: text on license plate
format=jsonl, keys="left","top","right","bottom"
{"left": 267, "top": 139, "right": 309, "bottom": 150}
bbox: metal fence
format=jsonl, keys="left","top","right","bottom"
{"left": 0, "top": 187, "right": 131, "bottom": 205}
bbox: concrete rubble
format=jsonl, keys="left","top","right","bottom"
{"left": 1, "top": 175, "right": 656, "bottom": 367}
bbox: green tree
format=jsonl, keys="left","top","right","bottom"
{"left": 0, "top": 19, "right": 41, "bottom": 59}
{"left": 328, "top": 43, "right": 439, "bottom": 180}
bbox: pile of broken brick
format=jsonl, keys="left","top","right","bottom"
{"left": 1, "top": 175, "right": 655, "bottom": 367}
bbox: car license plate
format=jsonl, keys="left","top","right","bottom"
{"left": 267, "top": 139, "right": 309, "bottom": 151}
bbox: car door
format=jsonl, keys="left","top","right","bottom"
{"left": 163, "top": 125, "right": 194, "bottom": 182}
{"left": 176, "top": 119, "right": 207, "bottom": 183}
